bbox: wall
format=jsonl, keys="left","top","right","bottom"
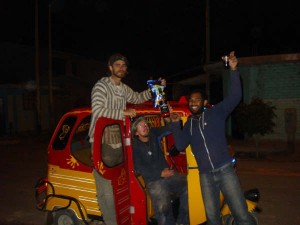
{"left": 239, "top": 56, "right": 300, "bottom": 141}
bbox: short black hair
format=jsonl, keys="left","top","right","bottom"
{"left": 189, "top": 89, "right": 207, "bottom": 100}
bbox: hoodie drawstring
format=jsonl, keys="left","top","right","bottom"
{"left": 190, "top": 112, "right": 214, "bottom": 169}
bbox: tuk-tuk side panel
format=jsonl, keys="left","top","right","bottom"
{"left": 128, "top": 173, "right": 150, "bottom": 225}
{"left": 46, "top": 164, "right": 100, "bottom": 218}
{"left": 48, "top": 147, "right": 93, "bottom": 173}
{"left": 186, "top": 146, "right": 206, "bottom": 225}
{"left": 110, "top": 167, "right": 131, "bottom": 225}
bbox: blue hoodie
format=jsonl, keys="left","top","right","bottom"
{"left": 170, "top": 70, "right": 241, "bottom": 173}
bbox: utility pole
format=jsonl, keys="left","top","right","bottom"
{"left": 48, "top": 1, "right": 55, "bottom": 129}
{"left": 205, "top": 0, "right": 211, "bottom": 102}
{"left": 205, "top": 0, "right": 210, "bottom": 64}
{"left": 35, "top": 0, "right": 41, "bottom": 132}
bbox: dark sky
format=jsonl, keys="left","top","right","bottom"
{"left": 2, "top": 0, "right": 300, "bottom": 77}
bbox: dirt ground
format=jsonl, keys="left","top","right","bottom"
{"left": 0, "top": 135, "right": 299, "bottom": 225}
{"left": 0, "top": 136, "right": 48, "bottom": 225}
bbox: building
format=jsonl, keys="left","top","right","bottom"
{"left": 0, "top": 42, "right": 151, "bottom": 136}
{"left": 174, "top": 53, "right": 300, "bottom": 143}
{"left": 1, "top": 42, "right": 299, "bottom": 142}
{"left": 0, "top": 42, "right": 105, "bottom": 135}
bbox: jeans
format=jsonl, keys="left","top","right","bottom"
{"left": 93, "top": 169, "right": 118, "bottom": 225}
{"left": 200, "top": 163, "right": 255, "bottom": 225}
{"left": 146, "top": 173, "right": 189, "bottom": 225}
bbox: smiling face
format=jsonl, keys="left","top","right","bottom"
{"left": 188, "top": 91, "right": 207, "bottom": 115}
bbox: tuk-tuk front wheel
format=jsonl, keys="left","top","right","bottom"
{"left": 54, "top": 209, "right": 80, "bottom": 225}
{"left": 223, "top": 212, "right": 258, "bottom": 225}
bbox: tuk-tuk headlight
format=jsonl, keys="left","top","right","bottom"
{"left": 244, "top": 188, "right": 260, "bottom": 202}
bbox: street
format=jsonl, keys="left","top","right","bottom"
{"left": 238, "top": 159, "right": 300, "bottom": 225}
{"left": 0, "top": 137, "right": 300, "bottom": 225}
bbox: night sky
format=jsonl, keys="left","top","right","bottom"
{"left": 1, "top": 0, "right": 300, "bottom": 78}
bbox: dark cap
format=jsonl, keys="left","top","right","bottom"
{"left": 108, "top": 53, "right": 129, "bottom": 66}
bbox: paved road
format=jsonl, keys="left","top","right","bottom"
{"left": 0, "top": 138, "right": 48, "bottom": 225}
{"left": 237, "top": 159, "right": 300, "bottom": 225}
{"left": 0, "top": 137, "right": 300, "bottom": 225}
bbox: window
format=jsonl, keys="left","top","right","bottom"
{"left": 101, "top": 124, "right": 123, "bottom": 168}
{"left": 70, "top": 115, "right": 92, "bottom": 166}
{"left": 53, "top": 58, "right": 66, "bottom": 77}
{"left": 23, "top": 91, "right": 36, "bottom": 110}
{"left": 52, "top": 116, "right": 77, "bottom": 150}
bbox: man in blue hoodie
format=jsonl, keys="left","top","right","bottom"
{"left": 170, "top": 51, "right": 256, "bottom": 225}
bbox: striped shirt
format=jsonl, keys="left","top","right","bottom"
{"left": 88, "top": 76, "right": 151, "bottom": 142}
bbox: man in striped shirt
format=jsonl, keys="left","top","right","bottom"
{"left": 89, "top": 53, "right": 165, "bottom": 225}
{"left": 88, "top": 53, "right": 154, "bottom": 142}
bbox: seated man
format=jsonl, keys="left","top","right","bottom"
{"left": 131, "top": 116, "right": 189, "bottom": 225}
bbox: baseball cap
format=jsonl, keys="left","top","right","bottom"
{"left": 108, "top": 53, "right": 129, "bottom": 66}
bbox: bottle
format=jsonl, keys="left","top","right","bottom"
{"left": 159, "top": 102, "right": 170, "bottom": 118}
{"left": 224, "top": 55, "right": 229, "bottom": 68}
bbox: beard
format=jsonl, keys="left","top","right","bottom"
{"left": 112, "top": 69, "right": 127, "bottom": 79}
{"left": 189, "top": 105, "right": 204, "bottom": 118}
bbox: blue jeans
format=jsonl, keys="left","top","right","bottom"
{"left": 147, "top": 173, "right": 189, "bottom": 225}
{"left": 200, "top": 163, "right": 255, "bottom": 225}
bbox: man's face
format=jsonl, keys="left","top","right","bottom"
{"left": 189, "top": 92, "right": 205, "bottom": 115}
{"left": 135, "top": 120, "right": 150, "bottom": 138}
{"left": 109, "top": 60, "right": 128, "bottom": 79}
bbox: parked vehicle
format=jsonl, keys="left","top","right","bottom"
{"left": 35, "top": 97, "right": 260, "bottom": 225}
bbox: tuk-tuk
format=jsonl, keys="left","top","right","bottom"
{"left": 35, "top": 98, "right": 259, "bottom": 225}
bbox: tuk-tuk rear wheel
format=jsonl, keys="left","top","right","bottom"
{"left": 223, "top": 212, "right": 258, "bottom": 225}
{"left": 54, "top": 209, "right": 80, "bottom": 225}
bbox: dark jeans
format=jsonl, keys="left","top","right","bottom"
{"left": 200, "top": 163, "right": 256, "bottom": 225}
{"left": 146, "top": 173, "right": 189, "bottom": 225}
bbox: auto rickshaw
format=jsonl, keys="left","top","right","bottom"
{"left": 35, "top": 97, "right": 260, "bottom": 225}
